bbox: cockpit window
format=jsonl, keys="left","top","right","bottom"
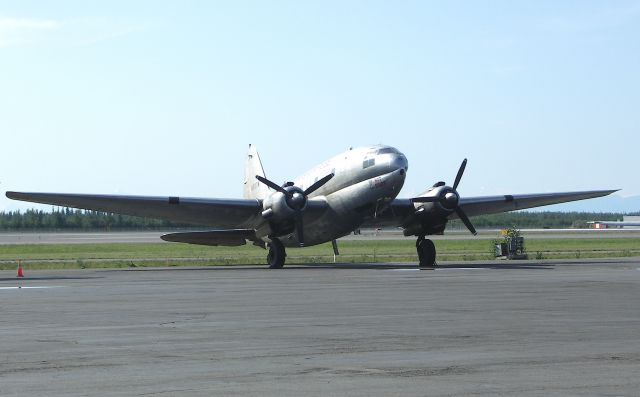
{"left": 376, "top": 147, "right": 399, "bottom": 155}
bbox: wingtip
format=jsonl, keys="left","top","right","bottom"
{"left": 160, "top": 233, "right": 177, "bottom": 242}
{"left": 6, "top": 191, "right": 34, "bottom": 201}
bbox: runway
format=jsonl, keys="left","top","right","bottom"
{"left": 2, "top": 228, "right": 640, "bottom": 245}
{"left": 2, "top": 260, "right": 640, "bottom": 396}
{"left": 0, "top": 231, "right": 170, "bottom": 245}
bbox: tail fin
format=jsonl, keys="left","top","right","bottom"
{"left": 243, "top": 144, "right": 270, "bottom": 199}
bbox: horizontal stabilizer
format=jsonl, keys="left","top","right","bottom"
{"left": 161, "top": 229, "right": 258, "bottom": 246}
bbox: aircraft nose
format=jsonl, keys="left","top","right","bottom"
{"left": 390, "top": 154, "right": 409, "bottom": 173}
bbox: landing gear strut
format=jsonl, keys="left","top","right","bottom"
{"left": 416, "top": 235, "right": 436, "bottom": 268}
{"left": 267, "top": 238, "right": 286, "bottom": 268}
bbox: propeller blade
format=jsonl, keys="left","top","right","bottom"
{"left": 411, "top": 196, "right": 440, "bottom": 203}
{"left": 455, "top": 207, "right": 477, "bottom": 236}
{"left": 304, "top": 173, "right": 334, "bottom": 196}
{"left": 255, "top": 175, "right": 289, "bottom": 196}
{"left": 295, "top": 214, "right": 304, "bottom": 247}
{"left": 452, "top": 158, "right": 467, "bottom": 191}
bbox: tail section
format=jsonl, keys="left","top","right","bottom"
{"left": 243, "top": 144, "right": 270, "bottom": 199}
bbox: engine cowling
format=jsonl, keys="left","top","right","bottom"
{"left": 412, "top": 185, "right": 459, "bottom": 216}
{"left": 255, "top": 173, "right": 334, "bottom": 246}
{"left": 261, "top": 185, "right": 307, "bottom": 221}
{"left": 400, "top": 185, "right": 457, "bottom": 236}
{"left": 403, "top": 159, "right": 477, "bottom": 236}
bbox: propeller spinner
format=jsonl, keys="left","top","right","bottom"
{"left": 411, "top": 159, "right": 477, "bottom": 235}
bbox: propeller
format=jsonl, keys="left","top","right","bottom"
{"left": 411, "top": 159, "right": 477, "bottom": 235}
{"left": 256, "top": 173, "right": 334, "bottom": 246}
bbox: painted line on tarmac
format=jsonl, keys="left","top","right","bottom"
{"left": 0, "top": 286, "right": 65, "bottom": 290}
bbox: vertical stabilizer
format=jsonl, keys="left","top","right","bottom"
{"left": 244, "top": 144, "right": 270, "bottom": 199}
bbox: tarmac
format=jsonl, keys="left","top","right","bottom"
{"left": 2, "top": 260, "right": 640, "bottom": 396}
{"left": 2, "top": 228, "right": 640, "bottom": 245}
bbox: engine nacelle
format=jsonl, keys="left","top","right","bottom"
{"left": 404, "top": 158, "right": 477, "bottom": 236}
{"left": 402, "top": 207, "right": 448, "bottom": 236}
{"left": 403, "top": 184, "right": 459, "bottom": 237}
{"left": 261, "top": 185, "right": 307, "bottom": 221}
{"left": 413, "top": 185, "right": 457, "bottom": 216}
{"left": 254, "top": 173, "right": 334, "bottom": 246}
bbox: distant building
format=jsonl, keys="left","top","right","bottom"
{"left": 589, "top": 215, "right": 640, "bottom": 229}
{"left": 622, "top": 215, "right": 640, "bottom": 229}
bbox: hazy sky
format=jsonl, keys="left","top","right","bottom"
{"left": 1, "top": 1, "right": 638, "bottom": 212}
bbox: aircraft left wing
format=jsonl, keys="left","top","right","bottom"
{"left": 5, "top": 192, "right": 263, "bottom": 228}
{"left": 455, "top": 189, "right": 619, "bottom": 218}
{"left": 368, "top": 189, "right": 618, "bottom": 229}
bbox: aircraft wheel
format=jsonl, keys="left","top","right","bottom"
{"left": 417, "top": 238, "right": 436, "bottom": 268}
{"left": 267, "top": 239, "right": 286, "bottom": 268}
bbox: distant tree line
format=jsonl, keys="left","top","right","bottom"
{"left": 0, "top": 208, "right": 191, "bottom": 231}
{"left": 0, "top": 208, "right": 632, "bottom": 231}
{"left": 447, "top": 211, "right": 625, "bottom": 230}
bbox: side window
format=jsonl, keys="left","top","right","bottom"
{"left": 362, "top": 158, "right": 375, "bottom": 169}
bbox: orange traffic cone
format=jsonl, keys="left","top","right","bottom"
{"left": 17, "top": 260, "right": 24, "bottom": 278}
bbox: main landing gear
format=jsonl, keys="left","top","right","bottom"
{"left": 267, "top": 236, "right": 436, "bottom": 269}
{"left": 416, "top": 235, "right": 436, "bottom": 268}
{"left": 267, "top": 238, "right": 286, "bottom": 269}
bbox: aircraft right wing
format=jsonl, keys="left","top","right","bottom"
{"left": 5, "top": 192, "right": 263, "bottom": 228}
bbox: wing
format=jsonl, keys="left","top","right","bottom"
{"left": 161, "top": 229, "right": 259, "bottom": 246}
{"left": 366, "top": 189, "right": 618, "bottom": 230}
{"left": 456, "top": 190, "right": 619, "bottom": 218}
{"left": 5, "top": 192, "right": 262, "bottom": 228}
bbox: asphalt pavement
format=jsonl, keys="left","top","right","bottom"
{"left": 1, "top": 259, "right": 640, "bottom": 396}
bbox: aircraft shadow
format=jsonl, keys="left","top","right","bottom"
{"left": 114, "top": 262, "right": 554, "bottom": 271}
{"left": 433, "top": 262, "right": 554, "bottom": 270}
{"left": 295, "top": 262, "right": 554, "bottom": 270}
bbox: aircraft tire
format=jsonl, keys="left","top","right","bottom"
{"left": 267, "top": 239, "right": 286, "bottom": 269}
{"left": 417, "top": 238, "right": 436, "bottom": 268}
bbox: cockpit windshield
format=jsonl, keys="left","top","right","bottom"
{"left": 376, "top": 147, "right": 399, "bottom": 155}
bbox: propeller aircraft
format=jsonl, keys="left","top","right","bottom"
{"left": 6, "top": 144, "right": 616, "bottom": 268}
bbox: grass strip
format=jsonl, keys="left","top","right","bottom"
{"left": 1, "top": 238, "right": 639, "bottom": 270}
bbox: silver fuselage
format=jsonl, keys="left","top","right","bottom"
{"left": 258, "top": 145, "right": 408, "bottom": 247}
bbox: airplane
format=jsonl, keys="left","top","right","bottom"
{"left": 6, "top": 144, "right": 617, "bottom": 268}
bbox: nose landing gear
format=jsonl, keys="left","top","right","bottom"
{"left": 416, "top": 235, "right": 436, "bottom": 268}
